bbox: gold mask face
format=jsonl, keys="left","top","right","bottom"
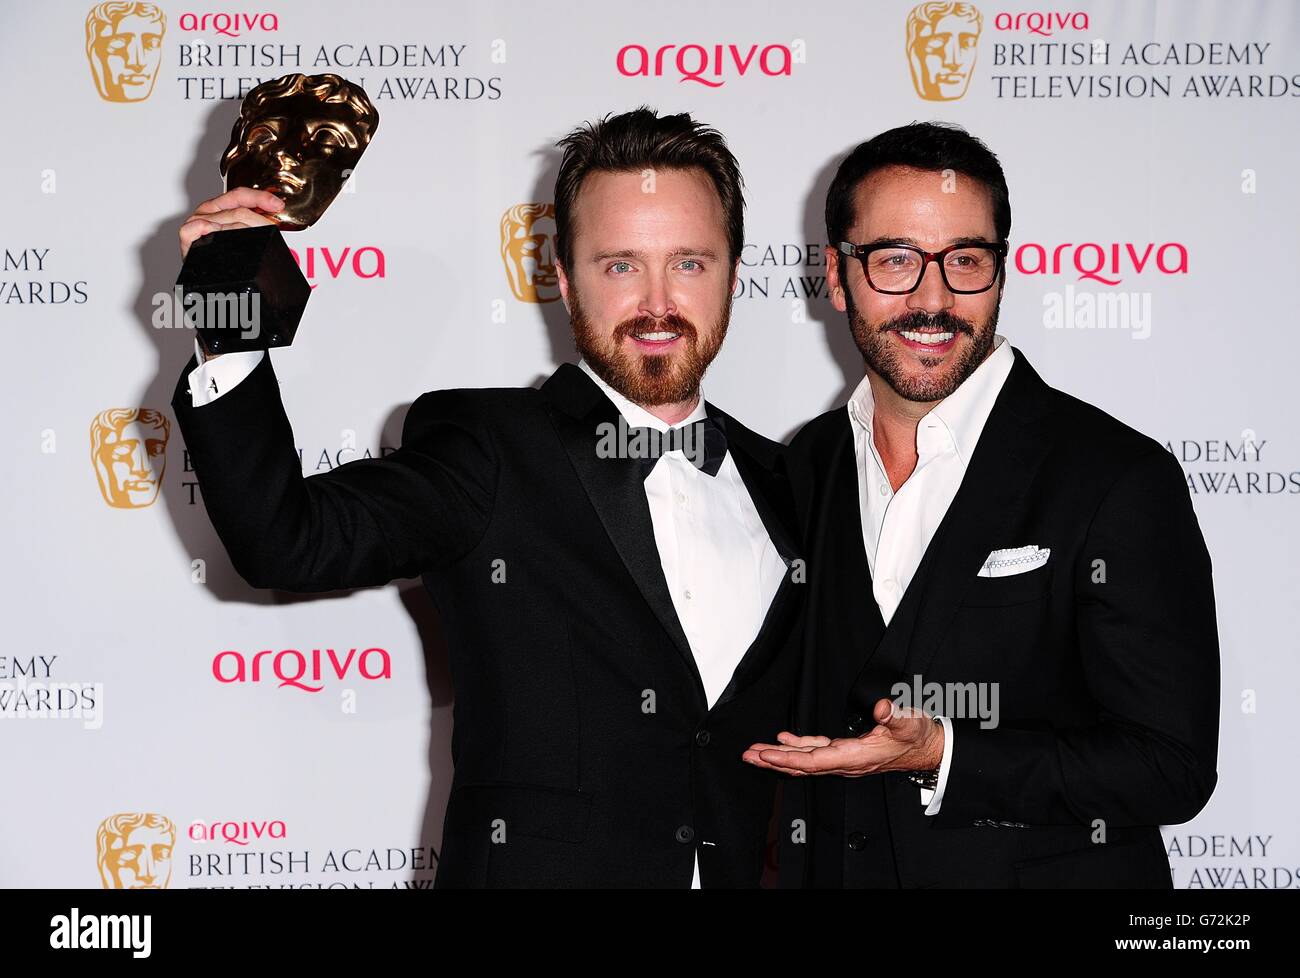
{"left": 84, "top": 2, "right": 167, "bottom": 103}
{"left": 905, "top": 2, "right": 983, "bottom": 102}
{"left": 220, "top": 73, "right": 379, "bottom": 231}
{"left": 97, "top": 813, "right": 176, "bottom": 890}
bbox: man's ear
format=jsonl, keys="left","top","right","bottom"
{"left": 730, "top": 256, "right": 741, "bottom": 298}
{"left": 556, "top": 258, "right": 571, "bottom": 314}
{"left": 827, "top": 245, "right": 848, "bottom": 314}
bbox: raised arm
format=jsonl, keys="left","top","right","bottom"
{"left": 171, "top": 189, "right": 496, "bottom": 592}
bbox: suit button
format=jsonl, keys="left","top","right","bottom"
{"left": 845, "top": 712, "right": 863, "bottom": 735}
{"left": 847, "top": 832, "right": 867, "bottom": 851}
{"left": 675, "top": 825, "right": 695, "bottom": 844}
{"left": 695, "top": 729, "right": 711, "bottom": 747}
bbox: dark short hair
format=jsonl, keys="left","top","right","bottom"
{"left": 554, "top": 106, "right": 744, "bottom": 273}
{"left": 825, "top": 121, "right": 1011, "bottom": 247}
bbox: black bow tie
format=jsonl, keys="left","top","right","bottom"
{"left": 623, "top": 417, "right": 729, "bottom": 478}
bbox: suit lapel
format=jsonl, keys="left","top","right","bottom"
{"left": 542, "top": 364, "right": 704, "bottom": 699}
{"left": 707, "top": 405, "right": 803, "bottom": 711}
{"left": 715, "top": 404, "right": 801, "bottom": 565}
{"left": 847, "top": 350, "right": 1058, "bottom": 706}
{"left": 810, "top": 415, "right": 890, "bottom": 714}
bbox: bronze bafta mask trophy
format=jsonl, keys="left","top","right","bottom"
{"left": 176, "top": 73, "right": 379, "bottom": 354}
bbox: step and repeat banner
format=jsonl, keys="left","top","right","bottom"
{"left": 1, "top": 0, "right": 1296, "bottom": 888}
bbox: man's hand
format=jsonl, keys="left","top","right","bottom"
{"left": 742, "top": 697, "right": 944, "bottom": 777}
{"left": 179, "top": 187, "right": 283, "bottom": 260}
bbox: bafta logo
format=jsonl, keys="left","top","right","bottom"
{"left": 90, "top": 408, "right": 169, "bottom": 509}
{"left": 85, "top": 2, "right": 166, "bottom": 103}
{"left": 500, "top": 203, "right": 560, "bottom": 303}
{"left": 97, "top": 813, "right": 175, "bottom": 889}
{"left": 906, "top": 2, "right": 982, "bottom": 101}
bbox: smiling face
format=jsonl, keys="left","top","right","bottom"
{"left": 557, "top": 167, "right": 736, "bottom": 411}
{"left": 829, "top": 165, "right": 1002, "bottom": 404}
{"left": 222, "top": 83, "right": 374, "bottom": 230}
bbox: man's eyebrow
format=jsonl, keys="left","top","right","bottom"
{"left": 857, "top": 235, "right": 999, "bottom": 249}
{"left": 591, "top": 247, "right": 721, "bottom": 262}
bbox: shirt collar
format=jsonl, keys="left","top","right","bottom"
{"left": 577, "top": 358, "right": 707, "bottom": 432}
{"left": 847, "top": 334, "right": 1014, "bottom": 465}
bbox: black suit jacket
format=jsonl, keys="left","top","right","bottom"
{"left": 171, "top": 355, "right": 803, "bottom": 887}
{"left": 780, "top": 347, "right": 1219, "bottom": 888}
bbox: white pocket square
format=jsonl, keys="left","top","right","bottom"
{"left": 978, "top": 545, "right": 1050, "bottom": 578}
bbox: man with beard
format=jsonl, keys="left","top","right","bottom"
{"left": 745, "top": 122, "right": 1219, "bottom": 888}
{"left": 170, "top": 107, "right": 802, "bottom": 887}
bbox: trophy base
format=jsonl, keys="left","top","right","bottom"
{"left": 175, "top": 224, "right": 310, "bottom": 355}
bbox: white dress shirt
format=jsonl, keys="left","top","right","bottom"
{"left": 578, "top": 360, "right": 786, "bottom": 708}
{"left": 187, "top": 340, "right": 262, "bottom": 406}
{"left": 188, "top": 345, "right": 786, "bottom": 887}
{"left": 578, "top": 360, "right": 786, "bottom": 889}
{"left": 847, "top": 334, "right": 1014, "bottom": 815}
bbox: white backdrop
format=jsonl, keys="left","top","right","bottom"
{"left": 2, "top": 0, "right": 1296, "bottom": 888}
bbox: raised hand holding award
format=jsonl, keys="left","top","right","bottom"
{"left": 176, "top": 72, "right": 379, "bottom": 354}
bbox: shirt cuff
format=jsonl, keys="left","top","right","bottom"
{"left": 188, "top": 338, "right": 264, "bottom": 407}
{"left": 921, "top": 714, "right": 954, "bottom": 815}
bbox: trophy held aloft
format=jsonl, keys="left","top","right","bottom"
{"left": 176, "top": 73, "right": 379, "bottom": 355}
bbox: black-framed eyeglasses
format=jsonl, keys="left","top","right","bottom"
{"left": 836, "top": 241, "right": 1008, "bottom": 295}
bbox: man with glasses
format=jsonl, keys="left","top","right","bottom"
{"left": 746, "top": 122, "right": 1219, "bottom": 888}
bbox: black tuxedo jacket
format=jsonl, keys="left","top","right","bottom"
{"left": 171, "top": 355, "right": 803, "bottom": 887}
{"left": 780, "top": 347, "right": 1219, "bottom": 888}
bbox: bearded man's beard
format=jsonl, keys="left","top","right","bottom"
{"left": 571, "top": 290, "right": 731, "bottom": 406}
{"left": 846, "top": 289, "right": 999, "bottom": 403}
